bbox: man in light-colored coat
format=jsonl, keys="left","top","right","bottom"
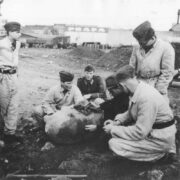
{"left": 0, "top": 22, "right": 22, "bottom": 144}
{"left": 130, "top": 21, "right": 175, "bottom": 102}
{"left": 33, "top": 71, "right": 84, "bottom": 121}
{"left": 104, "top": 65, "right": 176, "bottom": 162}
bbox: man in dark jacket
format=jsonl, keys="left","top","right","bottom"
{"left": 85, "top": 74, "right": 129, "bottom": 132}
{"left": 101, "top": 75, "right": 129, "bottom": 120}
{"left": 77, "top": 65, "right": 106, "bottom": 100}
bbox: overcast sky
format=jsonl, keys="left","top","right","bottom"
{"left": 1, "top": 0, "right": 180, "bottom": 30}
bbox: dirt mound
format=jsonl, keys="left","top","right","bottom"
{"left": 97, "top": 46, "right": 133, "bottom": 70}
{"left": 68, "top": 47, "right": 105, "bottom": 59}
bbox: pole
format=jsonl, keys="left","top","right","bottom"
{"left": 6, "top": 174, "right": 87, "bottom": 179}
{"left": 177, "top": 9, "right": 180, "bottom": 24}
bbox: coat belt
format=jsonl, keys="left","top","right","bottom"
{"left": 152, "top": 119, "right": 175, "bottom": 129}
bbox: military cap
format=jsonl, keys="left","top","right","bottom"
{"left": 59, "top": 71, "right": 74, "bottom": 82}
{"left": 4, "top": 22, "right": 21, "bottom": 32}
{"left": 133, "top": 21, "right": 155, "bottom": 41}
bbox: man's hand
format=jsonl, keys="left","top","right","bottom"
{"left": 83, "top": 94, "right": 92, "bottom": 100}
{"left": 85, "top": 124, "right": 97, "bottom": 132}
{"left": 103, "top": 124, "right": 114, "bottom": 134}
{"left": 114, "top": 114, "right": 124, "bottom": 125}
{"left": 104, "top": 119, "right": 120, "bottom": 126}
{"left": 104, "top": 119, "right": 114, "bottom": 126}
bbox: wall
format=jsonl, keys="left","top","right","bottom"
{"left": 65, "top": 31, "right": 107, "bottom": 45}
{"left": 107, "top": 29, "right": 136, "bottom": 46}
{"left": 107, "top": 29, "right": 180, "bottom": 47}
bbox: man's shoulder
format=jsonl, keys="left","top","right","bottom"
{"left": 138, "top": 82, "right": 160, "bottom": 101}
{"left": 93, "top": 75, "right": 103, "bottom": 81}
{"left": 72, "top": 84, "right": 80, "bottom": 90}
{"left": 157, "top": 39, "right": 174, "bottom": 50}
{"left": 0, "top": 37, "right": 10, "bottom": 47}
{"left": 77, "top": 77, "right": 84, "bottom": 82}
{"left": 71, "top": 84, "right": 82, "bottom": 94}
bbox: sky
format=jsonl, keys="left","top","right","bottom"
{"left": 1, "top": 0, "right": 180, "bottom": 30}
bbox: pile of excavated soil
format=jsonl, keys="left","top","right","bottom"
{"left": 96, "top": 46, "right": 133, "bottom": 70}
{"left": 68, "top": 46, "right": 105, "bottom": 60}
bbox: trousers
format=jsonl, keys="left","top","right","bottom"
{"left": 0, "top": 73, "right": 18, "bottom": 135}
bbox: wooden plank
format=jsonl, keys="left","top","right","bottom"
{"left": 6, "top": 174, "right": 87, "bottom": 179}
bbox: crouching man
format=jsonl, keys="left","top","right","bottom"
{"left": 85, "top": 74, "right": 129, "bottom": 132}
{"left": 33, "top": 71, "right": 84, "bottom": 122}
{"left": 103, "top": 65, "right": 176, "bottom": 162}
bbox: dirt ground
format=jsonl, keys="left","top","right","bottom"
{"left": 0, "top": 48, "right": 180, "bottom": 180}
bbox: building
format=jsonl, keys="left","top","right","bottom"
{"left": 54, "top": 24, "right": 108, "bottom": 45}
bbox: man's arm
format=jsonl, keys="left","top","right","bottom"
{"left": 73, "top": 86, "right": 84, "bottom": 105}
{"left": 12, "top": 40, "right": 21, "bottom": 66}
{"left": 114, "top": 111, "right": 130, "bottom": 125}
{"left": 110, "top": 97, "right": 158, "bottom": 141}
{"left": 42, "top": 88, "right": 57, "bottom": 115}
{"left": 156, "top": 43, "right": 175, "bottom": 95}
{"left": 77, "top": 78, "right": 82, "bottom": 91}
{"left": 129, "top": 46, "right": 137, "bottom": 69}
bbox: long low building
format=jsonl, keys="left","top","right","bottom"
{"left": 22, "top": 23, "right": 180, "bottom": 47}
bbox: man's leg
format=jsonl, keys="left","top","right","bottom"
{"left": 2, "top": 74, "right": 24, "bottom": 143}
{"left": 4, "top": 87, "right": 18, "bottom": 135}
{"left": 0, "top": 74, "right": 12, "bottom": 134}
{"left": 108, "top": 138, "right": 167, "bottom": 162}
{"left": 0, "top": 74, "right": 23, "bottom": 144}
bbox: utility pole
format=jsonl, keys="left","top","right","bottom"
{"left": 177, "top": 9, "right": 180, "bottom": 24}
{"left": 0, "top": 0, "right": 6, "bottom": 37}
{"left": 0, "top": 0, "right": 4, "bottom": 16}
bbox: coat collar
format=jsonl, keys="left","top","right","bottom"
{"left": 139, "top": 38, "right": 159, "bottom": 55}
{"left": 83, "top": 76, "right": 94, "bottom": 85}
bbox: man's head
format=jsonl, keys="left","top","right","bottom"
{"left": 133, "top": 21, "right": 156, "bottom": 49}
{"left": 4, "top": 22, "right": 21, "bottom": 40}
{"left": 59, "top": 71, "right": 74, "bottom": 90}
{"left": 115, "top": 65, "right": 136, "bottom": 94}
{"left": 84, "top": 65, "right": 95, "bottom": 81}
{"left": 105, "top": 75, "right": 124, "bottom": 97}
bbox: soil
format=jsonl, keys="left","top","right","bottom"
{"left": 0, "top": 47, "right": 180, "bottom": 180}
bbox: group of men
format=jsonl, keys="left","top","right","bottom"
{"left": 0, "top": 20, "right": 178, "bottom": 162}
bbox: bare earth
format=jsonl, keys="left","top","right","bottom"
{"left": 0, "top": 48, "right": 180, "bottom": 180}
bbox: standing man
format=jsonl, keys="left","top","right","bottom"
{"left": 0, "top": 22, "right": 22, "bottom": 143}
{"left": 130, "top": 21, "right": 175, "bottom": 102}
{"left": 77, "top": 65, "right": 106, "bottom": 100}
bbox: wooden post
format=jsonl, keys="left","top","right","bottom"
{"left": 6, "top": 174, "right": 87, "bottom": 179}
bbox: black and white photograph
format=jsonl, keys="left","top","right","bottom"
{"left": 0, "top": 0, "right": 180, "bottom": 179}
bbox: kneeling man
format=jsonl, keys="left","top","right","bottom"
{"left": 33, "top": 70, "right": 84, "bottom": 121}
{"left": 103, "top": 65, "right": 176, "bottom": 162}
